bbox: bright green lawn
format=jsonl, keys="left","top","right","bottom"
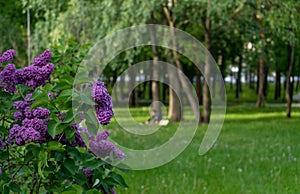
{"left": 106, "top": 105, "right": 300, "bottom": 194}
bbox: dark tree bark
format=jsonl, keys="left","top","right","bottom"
{"left": 128, "top": 65, "right": 136, "bottom": 107}
{"left": 256, "top": 58, "right": 265, "bottom": 107}
{"left": 202, "top": 0, "right": 212, "bottom": 123}
{"left": 162, "top": 82, "right": 168, "bottom": 104}
{"left": 168, "top": 68, "right": 182, "bottom": 121}
{"left": 263, "top": 66, "right": 268, "bottom": 97}
{"left": 119, "top": 74, "right": 125, "bottom": 100}
{"left": 149, "top": 25, "right": 161, "bottom": 115}
{"left": 249, "top": 71, "right": 254, "bottom": 89}
{"left": 286, "top": 43, "right": 295, "bottom": 118}
{"left": 196, "top": 67, "right": 202, "bottom": 105}
{"left": 235, "top": 55, "right": 242, "bottom": 99}
{"left": 274, "top": 69, "right": 281, "bottom": 100}
{"left": 255, "top": 0, "right": 266, "bottom": 107}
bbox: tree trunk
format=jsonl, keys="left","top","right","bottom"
{"left": 119, "top": 74, "right": 125, "bottom": 100}
{"left": 235, "top": 55, "right": 242, "bottom": 99}
{"left": 150, "top": 25, "right": 161, "bottom": 114}
{"left": 202, "top": 0, "right": 211, "bottom": 123}
{"left": 249, "top": 71, "right": 254, "bottom": 89}
{"left": 196, "top": 67, "right": 202, "bottom": 105}
{"left": 168, "top": 73, "right": 182, "bottom": 121}
{"left": 274, "top": 69, "right": 281, "bottom": 100}
{"left": 255, "top": 0, "right": 265, "bottom": 107}
{"left": 256, "top": 59, "right": 264, "bottom": 107}
{"left": 263, "top": 66, "right": 268, "bottom": 97}
{"left": 296, "top": 60, "right": 300, "bottom": 92}
{"left": 219, "top": 52, "right": 226, "bottom": 101}
{"left": 286, "top": 43, "right": 295, "bottom": 118}
{"left": 167, "top": 51, "right": 181, "bottom": 121}
{"left": 163, "top": 3, "right": 200, "bottom": 122}
{"left": 162, "top": 82, "right": 168, "bottom": 104}
{"left": 128, "top": 65, "right": 136, "bottom": 107}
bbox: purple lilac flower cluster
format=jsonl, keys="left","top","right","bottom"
{"left": 9, "top": 94, "right": 50, "bottom": 146}
{"left": 88, "top": 130, "right": 125, "bottom": 159}
{"left": 90, "top": 81, "right": 114, "bottom": 125}
{"left": 16, "top": 50, "right": 54, "bottom": 89}
{"left": 0, "top": 64, "right": 17, "bottom": 93}
{"left": 0, "top": 50, "right": 54, "bottom": 93}
{"left": 0, "top": 49, "right": 14, "bottom": 67}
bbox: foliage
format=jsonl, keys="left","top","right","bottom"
{"left": 0, "top": 44, "right": 127, "bottom": 194}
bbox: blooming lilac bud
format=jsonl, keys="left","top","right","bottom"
{"left": 83, "top": 169, "right": 93, "bottom": 179}
{"left": 14, "top": 110, "right": 24, "bottom": 121}
{"left": 89, "top": 140, "right": 115, "bottom": 158}
{"left": 110, "top": 188, "right": 116, "bottom": 194}
{"left": 0, "top": 64, "right": 17, "bottom": 93}
{"left": 114, "top": 148, "right": 126, "bottom": 159}
{"left": 0, "top": 49, "right": 14, "bottom": 66}
{"left": 13, "top": 101, "right": 27, "bottom": 110}
{"left": 88, "top": 130, "right": 125, "bottom": 159}
{"left": 96, "top": 130, "right": 110, "bottom": 141}
{"left": 90, "top": 81, "right": 114, "bottom": 125}
{"left": 32, "top": 107, "right": 50, "bottom": 119}
{"left": 33, "top": 50, "right": 52, "bottom": 67}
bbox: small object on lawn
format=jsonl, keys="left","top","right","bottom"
{"left": 158, "top": 119, "right": 169, "bottom": 126}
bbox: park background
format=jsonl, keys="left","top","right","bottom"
{"left": 1, "top": 0, "right": 300, "bottom": 193}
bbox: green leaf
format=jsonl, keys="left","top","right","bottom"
{"left": 110, "top": 172, "right": 128, "bottom": 188}
{"left": 30, "top": 89, "right": 43, "bottom": 100}
{"left": 74, "top": 173, "right": 88, "bottom": 185}
{"left": 38, "top": 161, "right": 45, "bottom": 179}
{"left": 83, "top": 160, "right": 105, "bottom": 170}
{"left": 63, "top": 158, "right": 76, "bottom": 175}
{"left": 87, "top": 189, "right": 102, "bottom": 194}
{"left": 24, "top": 151, "right": 34, "bottom": 163}
{"left": 45, "top": 141, "right": 65, "bottom": 152}
{"left": 84, "top": 109, "right": 99, "bottom": 136}
{"left": 65, "top": 126, "right": 76, "bottom": 140}
{"left": 80, "top": 92, "right": 96, "bottom": 105}
{"left": 59, "top": 89, "right": 73, "bottom": 97}
{"left": 0, "top": 126, "right": 7, "bottom": 133}
{"left": 61, "top": 185, "right": 83, "bottom": 194}
{"left": 39, "top": 150, "right": 49, "bottom": 167}
{"left": 74, "top": 77, "right": 94, "bottom": 85}
{"left": 62, "top": 110, "right": 74, "bottom": 123}
{"left": 0, "top": 151, "right": 9, "bottom": 161}
{"left": 30, "top": 96, "right": 49, "bottom": 109}
{"left": 67, "top": 147, "right": 82, "bottom": 161}
{"left": 47, "top": 120, "right": 62, "bottom": 138}
{"left": 53, "top": 79, "right": 72, "bottom": 91}
{"left": 0, "top": 91, "right": 12, "bottom": 98}
{"left": 9, "top": 182, "right": 21, "bottom": 192}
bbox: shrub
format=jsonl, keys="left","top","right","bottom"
{"left": 0, "top": 43, "right": 127, "bottom": 194}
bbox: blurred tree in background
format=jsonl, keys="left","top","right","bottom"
{"left": 1, "top": 0, "right": 300, "bottom": 119}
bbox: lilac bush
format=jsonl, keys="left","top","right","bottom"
{"left": 91, "top": 81, "right": 114, "bottom": 125}
{"left": 0, "top": 47, "right": 127, "bottom": 193}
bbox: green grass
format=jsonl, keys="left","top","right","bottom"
{"left": 105, "top": 105, "right": 300, "bottom": 194}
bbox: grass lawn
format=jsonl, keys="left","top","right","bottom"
{"left": 106, "top": 105, "right": 300, "bottom": 194}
